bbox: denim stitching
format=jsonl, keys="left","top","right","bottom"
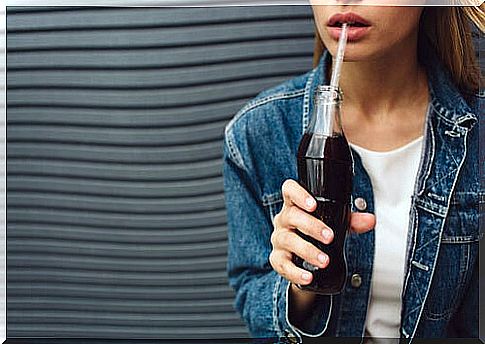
{"left": 449, "top": 191, "right": 480, "bottom": 205}
{"left": 415, "top": 235, "right": 440, "bottom": 255}
{"left": 461, "top": 243, "right": 470, "bottom": 276}
{"left": 401, "top": 207, "right": 419, "bottom": 339}
{"left": 224, "top": 90, "right": 306, "bottom": 172}
{"left": 407, "top": 287, "right": 423, "bottom": 317}
{"left": 409, "top": 129, "right": 470, "bottom": 341}
{"left": 225, "top": 90, "right": 306, "bottom": 135}
{"left": 430, "top": 98, "right": 475, "bottom": 124}
{"left": 440, "top": 130, "right": 460, "bottom": 168}
{"left": 421, "top": 169, "right": 456, "bottom": 195}
{"left": 425, "top": 307, "right": 453, "bottom": 321}
{"left": 417, "top": 111, "right": 435, "bottom": 195}
{"left": 411, "top": 272, "right": 424, "bottom": 304}
{"left": 302, "top": 67, "right": 316, "bottom": 134}
{"left": 262, "top": 191, "right": 283, "bottom": 207}
{"left": 426, "top": 192, "right": 446, "bottom": 202}
{"left": 284, "top": 280, "right": 333, "bottom": 338}
{"left": 224, "top": 131, "right": 248, "bottom": 172}
{"left": 425, "top": 244, "right": 469, "bottom": 320}
{"left": 414, "top": 199, "right": 447, "bottom": 217}
{"left": 283, "top": 281, "right": 303, "bottom": 343}
{"left": 403, "top": 207, "right": 419, "bottom": 296}
{"left": 273, "top": 274, "right": 283, "bottom": 337}
{"left": 431, "top": 100, "right": 478, "bottom": 136}
{"left": 441, "top": 235, "right": 481, "bottom": 243}
{"left": 452, "top": 191, "right": 480, "bottom": 196}
{"left": 402, "top": 104, "right": 432, "bottom": 305}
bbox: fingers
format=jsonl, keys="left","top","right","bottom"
{"left": 284, "top": 205, "right": 334, "bottom": 244}
{"left": 271, "top": 230, "right": 329, "bottom": 270}
{"left": 272, "top": 179, "right": 377, "bottom": 287}
{"left": 281, "top": 179, "right": 316, "bottom": 212}
{"left": 350, "top": 212, "right": 376, "bottom": 234}
{"left": 269, "top": 250, "right": 314, "bottom": 285}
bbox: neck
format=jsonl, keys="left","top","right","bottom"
{"left": 329, "top": 37, "right": 428, "bottom": 120}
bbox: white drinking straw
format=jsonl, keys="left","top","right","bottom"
{"left": 330, "top": 23, "right": 348, "bottom": 89}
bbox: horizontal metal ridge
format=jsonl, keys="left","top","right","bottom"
{"left": 7, "top": 158, "right": 223, "bottom": 181}
{"left": 7, "top": 6, "right": 311, "bottom": 27}
{"left": 9, "top": 223, "right": 229, "bottom": 240}
{"left": 7, "top": 40, "right": 313, "bottom": 69}
{"left": 8, "top": 192, "right": 225, "bottom": 214}
{"left": 8, "top": 172, "right": 222, "bottom": 189}
{"left": 8, "top": 141, "right": 223, "bottom": 163}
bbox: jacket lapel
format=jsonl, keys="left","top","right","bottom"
{"left": 399, "top": 51, "right": 478, "bottom": 340}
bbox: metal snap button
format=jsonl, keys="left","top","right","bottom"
{"left": 351, "top": 273, "right": 362, "bottom": 288}
{"left": 284, "top": 329, "right": 298, "bottom": 343}
{"left": 354, "top": 197, "right": 367, "bottom": 211}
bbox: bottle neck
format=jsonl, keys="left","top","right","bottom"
{"left": 306, "top": 86, "right": 344, "bottom": 137}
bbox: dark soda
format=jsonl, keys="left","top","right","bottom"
{"left": 293, "top": 132, "right": 353, "bottom": 295}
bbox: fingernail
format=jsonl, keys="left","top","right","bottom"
{"left": 317, "top": 253, "right": 327, "bottom": 264}
{"left": 302, "top": 272, "right": 312, "bottom": 280}
{"left": 306, "top": 197, "right": 315, "bottom": 208}
{"left": 322, "top": 229, "right": 333, "bottom": 242}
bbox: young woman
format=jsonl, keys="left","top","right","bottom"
{"left": 223, "top": 5, "right": 483, "bottom": 342}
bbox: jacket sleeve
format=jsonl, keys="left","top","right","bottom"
{"left": 223, "top": 133, "right": 332, "bottom": 341}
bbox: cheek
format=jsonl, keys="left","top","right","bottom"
{"left": 377, "top": 9, "right": 422, "bottom": 39}
{"left": 311, "top": 7, "right": 336, "bottom": 48}
{"left": 374, "top": 11, "right": 422, "bottom": 47}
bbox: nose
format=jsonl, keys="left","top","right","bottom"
{"left": 312, "top": 0, "right": 362, "bottom": 6}
{"left": 336, "top": 0, "right": 363, "bottom": 5}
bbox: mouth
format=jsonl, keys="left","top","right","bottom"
{"left": 326, "top": 12, "right": 371, "bottom": 42}
{"left": 327, "top": 13, "right": 371, "bottom": 28}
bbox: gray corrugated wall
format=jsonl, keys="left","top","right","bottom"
{"left": 6, "top": 6, "right": 315, "bottom": 338}
{"left": 0, "top": 7, "right": 6, "bottom": 342}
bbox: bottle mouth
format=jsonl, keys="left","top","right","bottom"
{"left": 315, "top": 85, "right": 343, "bottom": 103}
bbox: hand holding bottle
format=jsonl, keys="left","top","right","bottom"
{"left": 270, "top": 179, "right": 376, "bottom": 287}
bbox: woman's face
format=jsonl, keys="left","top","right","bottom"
{"left": 312, "top": 5, "right": 424, "bottom": 61}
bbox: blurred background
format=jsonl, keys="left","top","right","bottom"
{"left": 6, "top": 6, "right": 316, "bottom": 339}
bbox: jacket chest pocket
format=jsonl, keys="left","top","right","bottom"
{"left": 423, "top": 192, "right": 481, "bottom": 320}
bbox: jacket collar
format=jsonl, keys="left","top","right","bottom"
{"left": 307, "top": 48, "right": 478, "bottom": 125}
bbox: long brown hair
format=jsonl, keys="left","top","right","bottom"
{"left": 312, "top": 6, "right": 484, "bottom": 98}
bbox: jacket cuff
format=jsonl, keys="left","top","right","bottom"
{"left": 274, "top": 275, "right": 332, "bottom": 342}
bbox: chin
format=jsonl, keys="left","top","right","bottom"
{"left": 326, "top": 43, "right": 379, "bottom": 62}
{"left": 328, "top": 49, "right": 369, "bottom": 62}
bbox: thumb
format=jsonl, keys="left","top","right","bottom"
{"left": 350, "top": 212, "right": 376, "bottom": 234}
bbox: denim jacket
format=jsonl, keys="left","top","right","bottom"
{"left": 223, "top": 48, "right": 482, "bottom": 343}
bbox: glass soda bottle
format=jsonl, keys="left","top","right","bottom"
{"left": 293, "top": 85, "right": 353, "bottom": 295}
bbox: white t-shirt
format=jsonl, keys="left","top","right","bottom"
{"left": 349, "top": 136, "right": 424, "bottom": 341}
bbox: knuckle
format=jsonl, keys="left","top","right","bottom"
{"left": 278, "top": 261, "right": 288, "bottom": 278}
{"left": 278, "top": 230, "right": 292, "bottom": 248}
{"left": 299, "top": 241, "right": 318, "bottom": 262}
{"left": 272, "top": 212, "right": 281, "bottom": 227}
{"left": 305, "top": 241, "right": 318, "bottom": 255}
{"left": 270, "top": 230, "right": 277, "bottom": 247}
{"left": 281, "top": 179, "right": 292, "bottom": 192}
{"left": 299, "top": 214, "right": 311, "bottom": 231}
{"left": 279, "top": 204, "right": 290, "bottom": 222}
{"left": 310, "top": 218, "right": 323, "bottom": 236}
{"left": 269, "top": 251, "right": 276, "bottom": 269}
{"left": 287, "top": 205, "right": 298, "bottom": 222}
{"left": 281, "top": 179, "right": 295, "bottom": 196}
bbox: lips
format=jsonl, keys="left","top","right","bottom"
{"left": 327, "top": 12, "right": 371, "bottom": 42}
{"left": 327, "top": 13, "right": 371, "bottom": 28}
